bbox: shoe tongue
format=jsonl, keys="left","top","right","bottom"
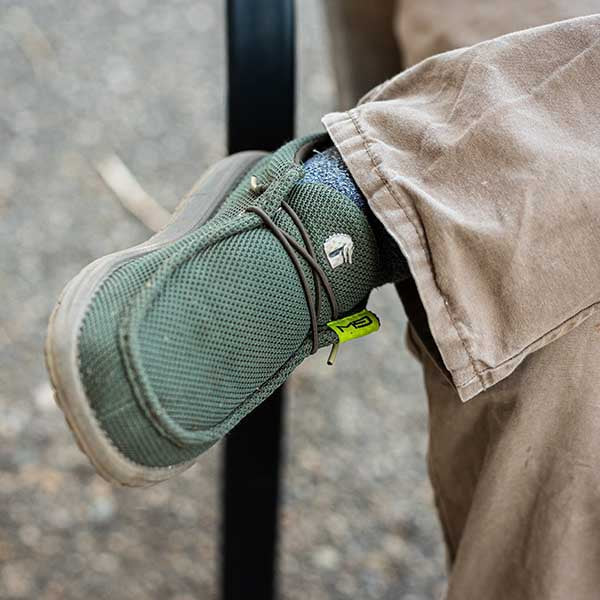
{"left": 266, "top": 133, "right": 330, "bottom": 180}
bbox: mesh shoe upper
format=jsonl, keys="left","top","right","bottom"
{"left": 78, "top": 135, "right": 391, "bottom": 467}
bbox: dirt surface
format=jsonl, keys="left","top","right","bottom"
{"left": 0, "top": 1, "right": 446, "bottom": 598}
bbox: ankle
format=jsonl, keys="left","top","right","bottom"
{"left": 302, "top": 144, "right": 410, "bottom": 284}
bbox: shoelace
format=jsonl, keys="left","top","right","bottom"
{"left": 246, "top": 200, "right": 340, "bottom": 364}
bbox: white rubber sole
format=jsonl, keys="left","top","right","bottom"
{"left": 45, "top": 151, "right": 267, "bottom": 487}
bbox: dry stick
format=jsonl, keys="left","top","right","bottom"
{"left": 95, "top": 154, "right": 171, "bottom": 233}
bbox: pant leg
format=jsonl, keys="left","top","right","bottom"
{"left": 323, "top": 12, "right": 600, "bottom": 599}
{"left": 406, "top": 312, "right": 600, "bottom": 600}
{"left": 324, "top": 15, "right": 600, "bottom": 402}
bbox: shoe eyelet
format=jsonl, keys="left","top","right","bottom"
{"left": 249, "top": 175, "right": 266, "bottom": 194}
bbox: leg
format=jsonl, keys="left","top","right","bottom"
{"left": 47, "top": 15, "right": 600, "bottom": 600}
{"left": 323, "top": 12, "right": 600, "bottom": 598}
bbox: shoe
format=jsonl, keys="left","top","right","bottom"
{"left": 45, "top": 134, "right": 391, "bottom": 486}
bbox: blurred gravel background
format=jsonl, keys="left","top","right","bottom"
{"left": 0, "top": 1, "right": 446, "bottom": 598}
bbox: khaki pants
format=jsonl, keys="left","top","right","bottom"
{"left": 325, "top": 2, "right": 600, "bottom": 598}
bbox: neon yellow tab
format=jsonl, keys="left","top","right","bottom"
{"left": 327, "top": 309, "right": 380, "bottom": 344}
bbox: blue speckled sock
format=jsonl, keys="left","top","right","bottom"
{"left": 302, "top": 146, "right": 410, "bottom": 282}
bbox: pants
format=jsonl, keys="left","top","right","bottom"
{"left": 325, "top": 3, "right": 600, "bottom": 598}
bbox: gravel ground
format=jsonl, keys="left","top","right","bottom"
{"left": 0, "top": 1, "right": 446, "bottom": 598}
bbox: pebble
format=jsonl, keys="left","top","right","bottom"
{"left": 312, "top": 545, "right": 341, "bottom": 571}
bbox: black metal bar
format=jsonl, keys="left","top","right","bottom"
{"left": 226, "top": 0, "right": 295, "bottom": 153}
{"left": 222, "top": 1, "right": 295, "bottom": 599}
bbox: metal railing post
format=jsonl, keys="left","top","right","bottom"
{"left": 221, "top": 1, "right": 295, "bottom": 599}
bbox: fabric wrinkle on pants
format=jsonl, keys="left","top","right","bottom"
{"left": 325, "top": 2, "right": 600, "bottom": 598}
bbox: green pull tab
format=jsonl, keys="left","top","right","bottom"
{"left": 327, "top": 309, "right": 380, "bottom": 344}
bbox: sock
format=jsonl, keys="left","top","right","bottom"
{"left": 302, "top": 146, "right": 410, "bottom": 283}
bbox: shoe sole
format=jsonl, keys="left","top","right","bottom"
{"left": 45, "top": 151, "right": 267, "bottom": 487}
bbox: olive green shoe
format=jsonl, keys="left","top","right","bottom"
{"left": 45, "top": 134, "right": 394, "bottom": 486}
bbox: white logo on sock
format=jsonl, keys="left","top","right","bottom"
{"left": 324, "top": 234, "right": 354, "bottom": 269}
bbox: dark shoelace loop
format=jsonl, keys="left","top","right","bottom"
{"left": 246, "top": 202, "right": 339, "bottom": 358}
